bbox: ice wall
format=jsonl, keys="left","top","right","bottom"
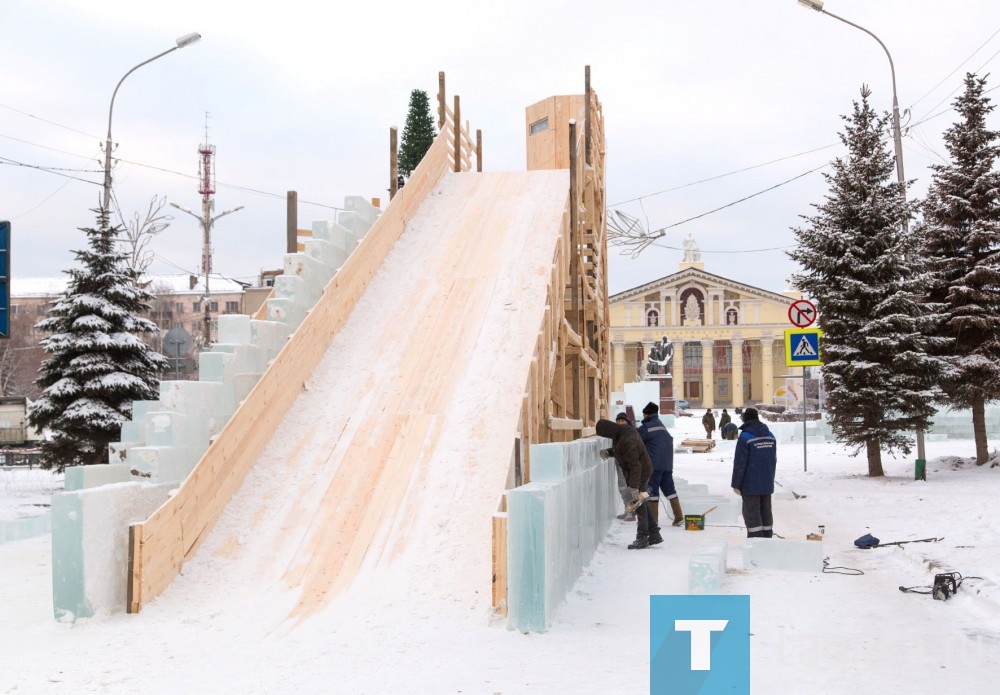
{"left": 506, "top": 437, "right": 617, "bottom": 633}
{"left": 766, "top": 405, "right": 1000, "bottom": 444}
{"left": 50, "top": 197, "right": 379, "bottom": 620}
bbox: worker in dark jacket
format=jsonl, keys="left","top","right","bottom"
{"left": 637, "top": 402, "right": 683, "bottom": 530}
{"left": 596, "top": 418, "right": 657, "bottom": 549}
{"left": 719, "top": 409, "right": 732, "bottom": 430}
{"left": 702, "top": 409, "right": 716, "bottom": 438}
{"left": 612, "top": 412, "right": 637, "bottom": 521}
{"left": 731, "top": 408, "right": 777, "bottom": 538}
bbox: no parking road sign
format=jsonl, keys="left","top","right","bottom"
{"left": 787, "top": 299, "right": 817, "bottom": 328}
{"left": 785, "top": 328, "right": 823, "bottom": 366}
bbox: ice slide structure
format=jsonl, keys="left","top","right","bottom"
{"left": 52, "top": 74, "right": 611, "bottom": 629}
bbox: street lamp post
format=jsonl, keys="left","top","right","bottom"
{"left": 798, "top": 0, "right": 926, "bottom": 466}
{"left": 169, "top": 202, "right": 244, "bottom": 347}
{"left": 102, "top": 32, "right": 202, "bottom": 214}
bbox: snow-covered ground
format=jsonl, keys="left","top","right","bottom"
{"left": 1, "top": 414, "right": 998, "bottom": 694}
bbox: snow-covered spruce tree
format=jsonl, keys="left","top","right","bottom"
{"left": 27, "top": 208, "right": 168, "bottom": 472}
{"left": 788, "top": 86, "right": 945, "bottom": 477}
{"left": 398, "top": 89, "right": 437, "bottom": 177}
{"left": 917, "top": 73, "right": 1000, "bottom": 465}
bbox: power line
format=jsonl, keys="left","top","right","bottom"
{"left": 0, "top": 131, "right": 347, "bottom": 212}
{"left": 648, "top": 239, "right": 796, "bottom": 254}
{"left": 0, "top": 156, "right": 101, "bottom": 185}
{"left": 609, "top": 144, "right": 838, "bottom": 207}
{"left": 648, "top": 164, "right": 827, "bottom": 235}
{"left": 909, "top": 26, "right": 1000, "bottom": 110}
{"left": 0, "top": 102, "right": 102, "bottom": 141}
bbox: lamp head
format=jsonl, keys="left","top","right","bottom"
{"left": 798, "top": 0, "right": 824, "bottom": 10}
{"left": 175, "top": 32, "right": 202, "bottom": 48}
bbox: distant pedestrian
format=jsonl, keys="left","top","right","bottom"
{"left": 721, "top": 421, "right": 739, "bottom": 440}
{"left": 596, "top": 418, "right": 655, "bottom": 549}
{"left": 637, "top": 402, "right": 683, "bottom": 530}
{"left": 719, "top": 409, "right": 732, "bottom": 430}
{"left": 702, "top": 409, "right": 716, "bottom": 438}
{"left": 731, "top": 408, "right": 777, "bottom": 538}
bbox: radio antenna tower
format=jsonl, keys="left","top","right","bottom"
{"left": 169, "top": 112, "right": 244, "bottom": 348}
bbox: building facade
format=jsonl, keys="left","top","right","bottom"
{"left": 609, "top": 242, "right": 802, "bottom": 409}
{"left": 9, "top": 274, "right": 254, "bottom": 383}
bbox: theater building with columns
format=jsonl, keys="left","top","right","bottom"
{"left": 609, "top": 239, "right": 802, "bottom": 410}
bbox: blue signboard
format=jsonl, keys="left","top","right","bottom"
{"left": 784, "top": 328, "right": 823, "bottom": 366}
{"left": 0, "top": 221, "right": 8, "bottom": 339}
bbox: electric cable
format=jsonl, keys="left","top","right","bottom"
{"left": 822, "top": 558, "right": 864, "bottom": 576}
{"left": 608, "top": 144, "right": 838, "bottom": 207}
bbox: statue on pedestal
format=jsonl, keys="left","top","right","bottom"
{"left": 683, "top": 233, "right": 701, "bottom": 262}
{"left": 646, "top": 336, "right": 673, "bottom": 375}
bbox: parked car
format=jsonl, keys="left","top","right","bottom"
{"left": 676, "top": 399, "right": 689, "bottom": 411}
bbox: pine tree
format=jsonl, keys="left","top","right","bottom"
{"left": 788, "top": 86, "right": 945, "bottom": 477}
{"left": 398, "top": 89, "right": 437, "bottom": 177}
{"left": 917, "top": 73, "right": 1000, "bottom": 464}
{"left": 27, "top": 208, "right": 168, "bottom": 471}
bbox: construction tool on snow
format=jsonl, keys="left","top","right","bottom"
{"left": 623, "top": 490, "right": 650, "bottom": 514}
{"left": 873, "top": 537, "right": 943, "bottom": 548}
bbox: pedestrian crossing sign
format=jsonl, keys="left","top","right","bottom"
{"left": 785, "top": 328, "right": 823, "bottom": 366}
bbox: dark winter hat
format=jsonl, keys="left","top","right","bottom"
{"left": 642, "top": 401, "right": 658, "bottom": 415}
{"left": 741, "top": 407, "right": 760, "bottom": 422}
{"left": 615, "top": 412, "right": 629, "bottom": 422}
{"left": 595, "top": 419, "right": 620, "bottom": 439}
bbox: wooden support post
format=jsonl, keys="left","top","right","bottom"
{"left": 126, "top": 524, "right": 140, "bottom": 613}
{"left": 390, "top": 126, "right": 399, "bottom": 200}
{"left": 585, "top": 65, "right": 592, "bottom": 167}
{"left": 568, "top": 119, "right": 581, "bottom": 421}
{"left": 437, "top": 71, "right": 446, "bottom": 129}
{"left": 476, "top": 129, "right": 483, "bottom": 172}
{"left": 286, "top": 191, "right": 297, "bottom": 254}
{"left": 491, "top": 512, "right": 508, "bottom": 616}
{"left": 513, "top": 436, "right": 522, "bottom": 487}
{"left": 453, "top": 95, "right": 461, "bottom": 173}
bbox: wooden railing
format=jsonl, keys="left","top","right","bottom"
{"left": 126, "top": 87, "right": 479, "bottom": 613}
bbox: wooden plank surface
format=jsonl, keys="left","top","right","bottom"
{"left": 131, "top": 167, "right": 570, "bottom": 621}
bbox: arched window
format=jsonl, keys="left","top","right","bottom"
{"left": 646, "top": 309, "right": 659, "bottom": 327}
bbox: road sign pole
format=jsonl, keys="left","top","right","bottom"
{"left": 803, "top": 369, "right": 807, "bottom": 472}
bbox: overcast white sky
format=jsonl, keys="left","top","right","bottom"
{"left": 2, "top": 1, "right": 999, "bottom": 296}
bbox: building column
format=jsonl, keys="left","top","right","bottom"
{"left": 730, "top": 339, "right": 745, "bottom": 407}
{"left": 612, "top": 339, "right": 625, "bottom": 393}
{"left": 670, "top": 291, "right": 679, "bottom": 326}
{"left": 701, "top": 339, "right": 715, "bottom": 408}
{"left": 760, "top": 334, "right": 775, "bottom": 406}
{"left": 671, "top": 339, "right": 685, "bottom": 402}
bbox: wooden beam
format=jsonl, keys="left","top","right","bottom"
{"left": 390, "top": 126, "right": 398, "bottom": 200}
{"left": 548, "top": 416, "right": 583, "bottom": 430}
{"left": 286, "top": 191, "right": 297, "bottom": 255}
{"left": 491, "top": 512, "right": 508, "bottom": 616}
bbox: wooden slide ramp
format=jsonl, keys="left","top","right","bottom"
{"left": 162, "top": 169, "right": 569, "bottom": 621}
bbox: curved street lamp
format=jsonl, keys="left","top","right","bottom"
{"left": 797, "top": 1, "right": 905, "bottom": 190}
{"left": 102, "top": 32, "right": 202, "bottom": 214}
{"left": 797, "top": 0, "right": 925, "bottom": 464}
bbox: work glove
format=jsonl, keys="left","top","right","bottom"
{"left": 626, "top": 487, "right": 639, "bottom": 501}
{"left": 732, "top": 487, "right": 741, "bottom": 496}
{"left": 599, "top": 448, "right": 614, "bottom": 460}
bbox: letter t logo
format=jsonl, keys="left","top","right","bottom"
{"left": 674, "top": 619, "right": 729, "bottom": 670}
